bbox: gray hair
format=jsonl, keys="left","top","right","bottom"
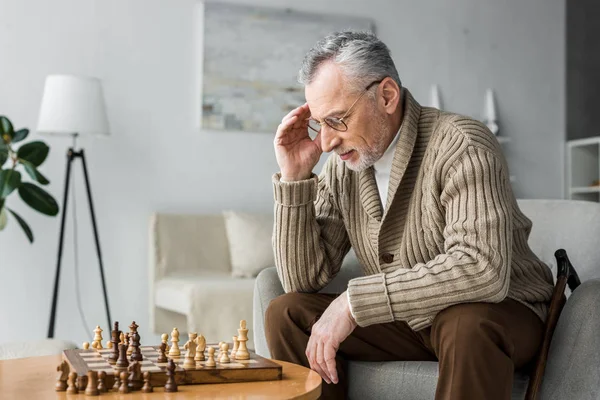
{"left": 298, "top": 30, "right": 401, "bottom": 95}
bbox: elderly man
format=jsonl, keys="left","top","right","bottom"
{"left": 267, "top": 31, "right": 554, "bottom": 399}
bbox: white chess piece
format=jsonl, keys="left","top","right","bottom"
{"left": 92, "top": 326, "right": 103, "bottom": 349}
{"left": 219, "top": 343, "right": 230, "bottom": 363}
{"left": 161, "top": 333, "right": 170, "bottom": 352}
{"left": 235, "top": 320, "right": 250, "bottom": 360}
{"left": 231, "top": 336, "right": 239, "bottom": 359}
{"left": 195, "top": 335, "right": 206, "bottom": 361}
{"left": 169, "top": 328, "right": 180, "bottom": 357}
{"left": 205, "top": 347, "right": 216, "bottom": 367}
{"left": 183, "top": 333, "right": 197, "bottom": 369}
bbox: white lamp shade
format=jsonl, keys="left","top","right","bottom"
{"left": 37, "top": 75, "right": 110, "bottom": 136}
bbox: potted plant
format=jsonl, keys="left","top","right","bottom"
{"left": 0, "top": 115, "right": 59, "bottom": 242}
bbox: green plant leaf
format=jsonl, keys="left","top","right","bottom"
{"left": 0, "top": 116, "right": 14, "bottom": 143}
{"left": 0, "top": 206, "right": 7, "bottom": 231}
{"left": 20, "top": 159, "right": 50, "bottom": 185}
{"left": 0, "top": 169, "right": 22, "bottom": 197}
{"left": 7, "top": 207, "right": 33, "bottom": 242}
{"left": 0, "top": 148, "right": 8, "bottom": 167}
{"left": 17, "top": 141, "right": 49, "bottom": 167}
{"left": 12, "top": 129, "right": 29, "bottom": 143}
{"left": 18, "top": 182, "right": 59, "bottom": 216}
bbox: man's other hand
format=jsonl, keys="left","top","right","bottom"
{"left": 306, "top": 291, "right": 357, "bottom": 384}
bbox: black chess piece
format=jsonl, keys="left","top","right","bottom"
{"left": 157, "top": 341, "right": 168, "bottom": 363}
{"left": 76, "top": 375, "right": 88, "bottom": 392}
{"left": 141, "top": 371, "right": 153, "bottom": 393}
{"left": 112, "top": 373, "right": 120, "bottom": 391}
{"left": 165, "top": 358, "right": 178, "bottom": 392}
{"left": 116, "top": 343, "right": 129, "bottom": 370}
{"left": 109, "top": 321, "right": 120, "bottom": 363}
{"left": 128, "top": 361, "right": 144, "bottom": 391}
{"left": 130, "top": 331, "right": 143, "bottom": 362}
{"left": 97, "top": 371, "right": 108, "bottom": 393}
{"left": 119, "top": 371, "right": 130, "bottom": 394}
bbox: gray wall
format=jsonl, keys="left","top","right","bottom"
{"left": 0, "top": 0, "right": 565, "bottom": 346}
{"left": 567, "top": 0, "right": 600, "bottom": 141}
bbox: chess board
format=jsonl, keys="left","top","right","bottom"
{"left": 62, "top": 345, "right": 282, "bottom": 387}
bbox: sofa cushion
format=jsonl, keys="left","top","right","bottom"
{"left": 155, "top": 274, "right": 256, "bottom": 347}
{"left": 347, "top": 360, "right": 530, "bottom": 400}
{"left": 223, "top": 211, "right": 275, "bottom": 278}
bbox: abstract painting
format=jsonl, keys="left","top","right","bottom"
{"left": 201, "top": 2, "right": 375, "bottom": 133}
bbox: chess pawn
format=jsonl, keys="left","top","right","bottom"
{"left": 119, "top": 371, "right": 130, "bottom": 394}
{"left": 161, "top": 333, "right": 170, "bottom": 352}
{"left": 195, "top": 334, "right": 206, "bottom": 361}
{"left": 128, "top": 360, "right": 144, "bottom": 390}
{"left": 97, "top": 371, "right": 107, "bottom": 393}
{"left": 126, "top": 332, "right": 133, "bottom": 356}
{"left": 236, "top": 319, "right": 250, "bottom": 360}
{"left": 219, "top": 343, "right": 230, "bottom": 363}
{"left": 55, "top": 360, "right": 69, "bottom": 391}
{"left": 66, "top": 372, "right": 78, "bottom": 394}
{"left": 82, "top": 341, "right": 90, "bottom": 350}
{"left": 112, "top": 373, "right": 120, "bottom": 391}
{"left": 205, "top": 347, "right": 216, "bottom": 367}
{"left": 119, "top": 332, "right": 125, "bottom": 345}
{"left": 84, "top": 370, "right": 99, "bottom": 396}
{"left": 142, "top": 371, "right": 153, "bottom": 393}
{"left": 106, "top": 340, "right": 113, "bottom": 349}
{"left": 169, "top": 327, "right": 180, "bottom": 357}
{"left": 231, "top": 336, "right": 239, "bottom": 359}
{"left": 76, "top": 375, "right": 88, "bottom": 391}
{"left": 157, "top": 341, "right": 168, "bottom": 363}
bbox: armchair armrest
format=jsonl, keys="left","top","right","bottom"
{"left": 540, "top": 279, "right": 600, "bottom": 399}
{"left": 253, "top": 256, "right": 363, "bottom": 358}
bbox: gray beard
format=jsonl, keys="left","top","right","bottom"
{"left": 344, "top": 113, "right": 393, "bottom": 172}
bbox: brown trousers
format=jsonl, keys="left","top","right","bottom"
{"left": 265, "top": 292, "right": 543, "bottom": 400}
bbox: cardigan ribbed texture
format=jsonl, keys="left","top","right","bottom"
{"left": 272, "top": 89, "right": 554, "bottom": 330}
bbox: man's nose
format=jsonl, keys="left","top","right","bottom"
{"left": 320, "top": 127, "right": 341, "bottom": 153}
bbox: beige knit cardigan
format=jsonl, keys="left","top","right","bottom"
{"left": 272, "top": 89, "right": 554, "bottom": 330}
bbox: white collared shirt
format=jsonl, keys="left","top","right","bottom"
{"left": 373, "top": 130, "right": 400, "bottom": 210}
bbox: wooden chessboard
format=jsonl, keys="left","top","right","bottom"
{"left": 62, "top": 345, "right": 282, "bottom": 388}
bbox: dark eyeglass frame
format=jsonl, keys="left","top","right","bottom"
{"left": 307, "top": 79, "right": 384, "bottom": 133}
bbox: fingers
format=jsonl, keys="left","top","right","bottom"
{"left": 282, "top": 103, "right": 310, "bottom": 124}
{"left": 324, "top": 344, "right": 338, "bottom": 384}
{"left": 315, "top": 341, "right": 332, "bottom": 384}
{"left": 306, "top": 335, "right": 331, "bottom": 384}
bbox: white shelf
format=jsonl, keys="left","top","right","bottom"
{"left": 566, "top": 136, "right": 600, "bottom": 202}
{"left": 570, "top": 186, "right": 600, "bottom": 194}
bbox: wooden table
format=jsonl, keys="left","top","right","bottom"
{"left": 0, "top": 354, "right": 322, "bottom": 399}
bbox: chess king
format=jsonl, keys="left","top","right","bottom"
{"left": 266, "top": 30, "right": 554, "bottom": 400}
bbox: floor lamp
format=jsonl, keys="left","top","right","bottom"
{"left": 37, "top": 75, "right": 112, "bottom": 338}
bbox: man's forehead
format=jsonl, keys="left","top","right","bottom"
{"left": 305, "top": 63, "right": 349, "bottom": 119}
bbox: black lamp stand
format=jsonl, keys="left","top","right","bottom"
{"left": 47, "top": 139, "right": 111, "bottom": 338}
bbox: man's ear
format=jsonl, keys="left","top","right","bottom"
{"left": 380, "top": 77, "right": 401, "bottom": 115}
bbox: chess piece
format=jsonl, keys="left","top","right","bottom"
{"left": 85, "top": 370, "right": 99, "bottom": 396}
{"left": 97, "top": 371, "right": 107, "bottom": 393}
{"left": 109, "top": 322, "right": 121, "bottom": 364}
{"left": 205, "top": 347, "right": 216, "bottom": 367}
{"left": 92, "top": 326, "right": 103, "bottom": 349}
{"left": 161, "top": 333, "right": 170, "bottom": 352}
{"left": 112, "top": 373, "right": 120, "bottom": 391}
{"left": 76, "top": 375, "right": 88, "bottom": 391}
{"left": 165, "top": 358, "right": 178, "bottom": 392}
{"left": 66, "top": 372, "right": 78, "bottom": 394}
{"left": 169, "top": 327, "right": 180, "bottom": 357}
{"left": 118, "top": 371, "right": 130, "bottom": 394}
{"left": 220, "top": 343, "right": 230, "bottom": 363}
{"left": 55, "top": 360, "right": 69, "bottom": 391}
{"left": 128, "top": 360, "right": 144, "bottom": 390}
{"left": 126, "top": 332, "right": 133, "bottom": 356}
{"left": 130, "top": 331, "right": 143, "bottom": 362}
{"left": 183, "top": 332, "right": 198, "bottom": 369}
{"left": 157, "top": 341, "right": 168, "bottom": 363}
{"left": 106, "top": 340, "right": 112, "bottom": 349}
{"left": 82, "top": 341, "right": 90, "bottom": 350}
{"left": 142, "top": 371, "right": 153, "bottom": 393}
{"left": 195, "top": 334, "right": 206, "bottom": 361}
{"left": 116, "top": 343, "right": 129, "bottom": 371}
{"left": 231, "top": 336, "right": 239, "bottom": 359}
{"left": 218, "top": 341, "right": 225, "bottom": 359}
{"left": 119, "top": 332, "right": 125, "bottom": 345}
{"left": 235, "top": 319, "right": 250, "bottom": 360}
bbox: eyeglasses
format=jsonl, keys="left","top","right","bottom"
{"left": 307, "top": 79, "right": 383, "bottom": 133}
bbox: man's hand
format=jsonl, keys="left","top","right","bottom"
{"left": 306, "top": 291, "right": 357, "bottom": 384}
{"left": 274, "top": 103, "right": 323, "bottom": 181}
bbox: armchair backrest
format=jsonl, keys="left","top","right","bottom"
{"left": 517, "top": 199, "right": 600, "bottom": 283}
{"left": 150, "top": 212, "right": 231, "bottom": 279}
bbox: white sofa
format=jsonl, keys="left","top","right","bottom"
{"left": 149, "top": 212, "right": 272, "bottom": 349}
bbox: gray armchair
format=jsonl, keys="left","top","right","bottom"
{"left": 253, "top": 199, "right": 600, "bottom": 399}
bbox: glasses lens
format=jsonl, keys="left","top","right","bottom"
{"left": 325, "top": 117, "right": 347, "bottom": 132}
{"left": 307, "top": 119, "right": 321, "bottom": 133}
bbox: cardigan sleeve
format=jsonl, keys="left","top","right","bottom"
{"left": 272, "top": 159, "right": 351, "bottom": 293}
{"left": 347, "top": 146, "right": 512, "bottom": 327}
